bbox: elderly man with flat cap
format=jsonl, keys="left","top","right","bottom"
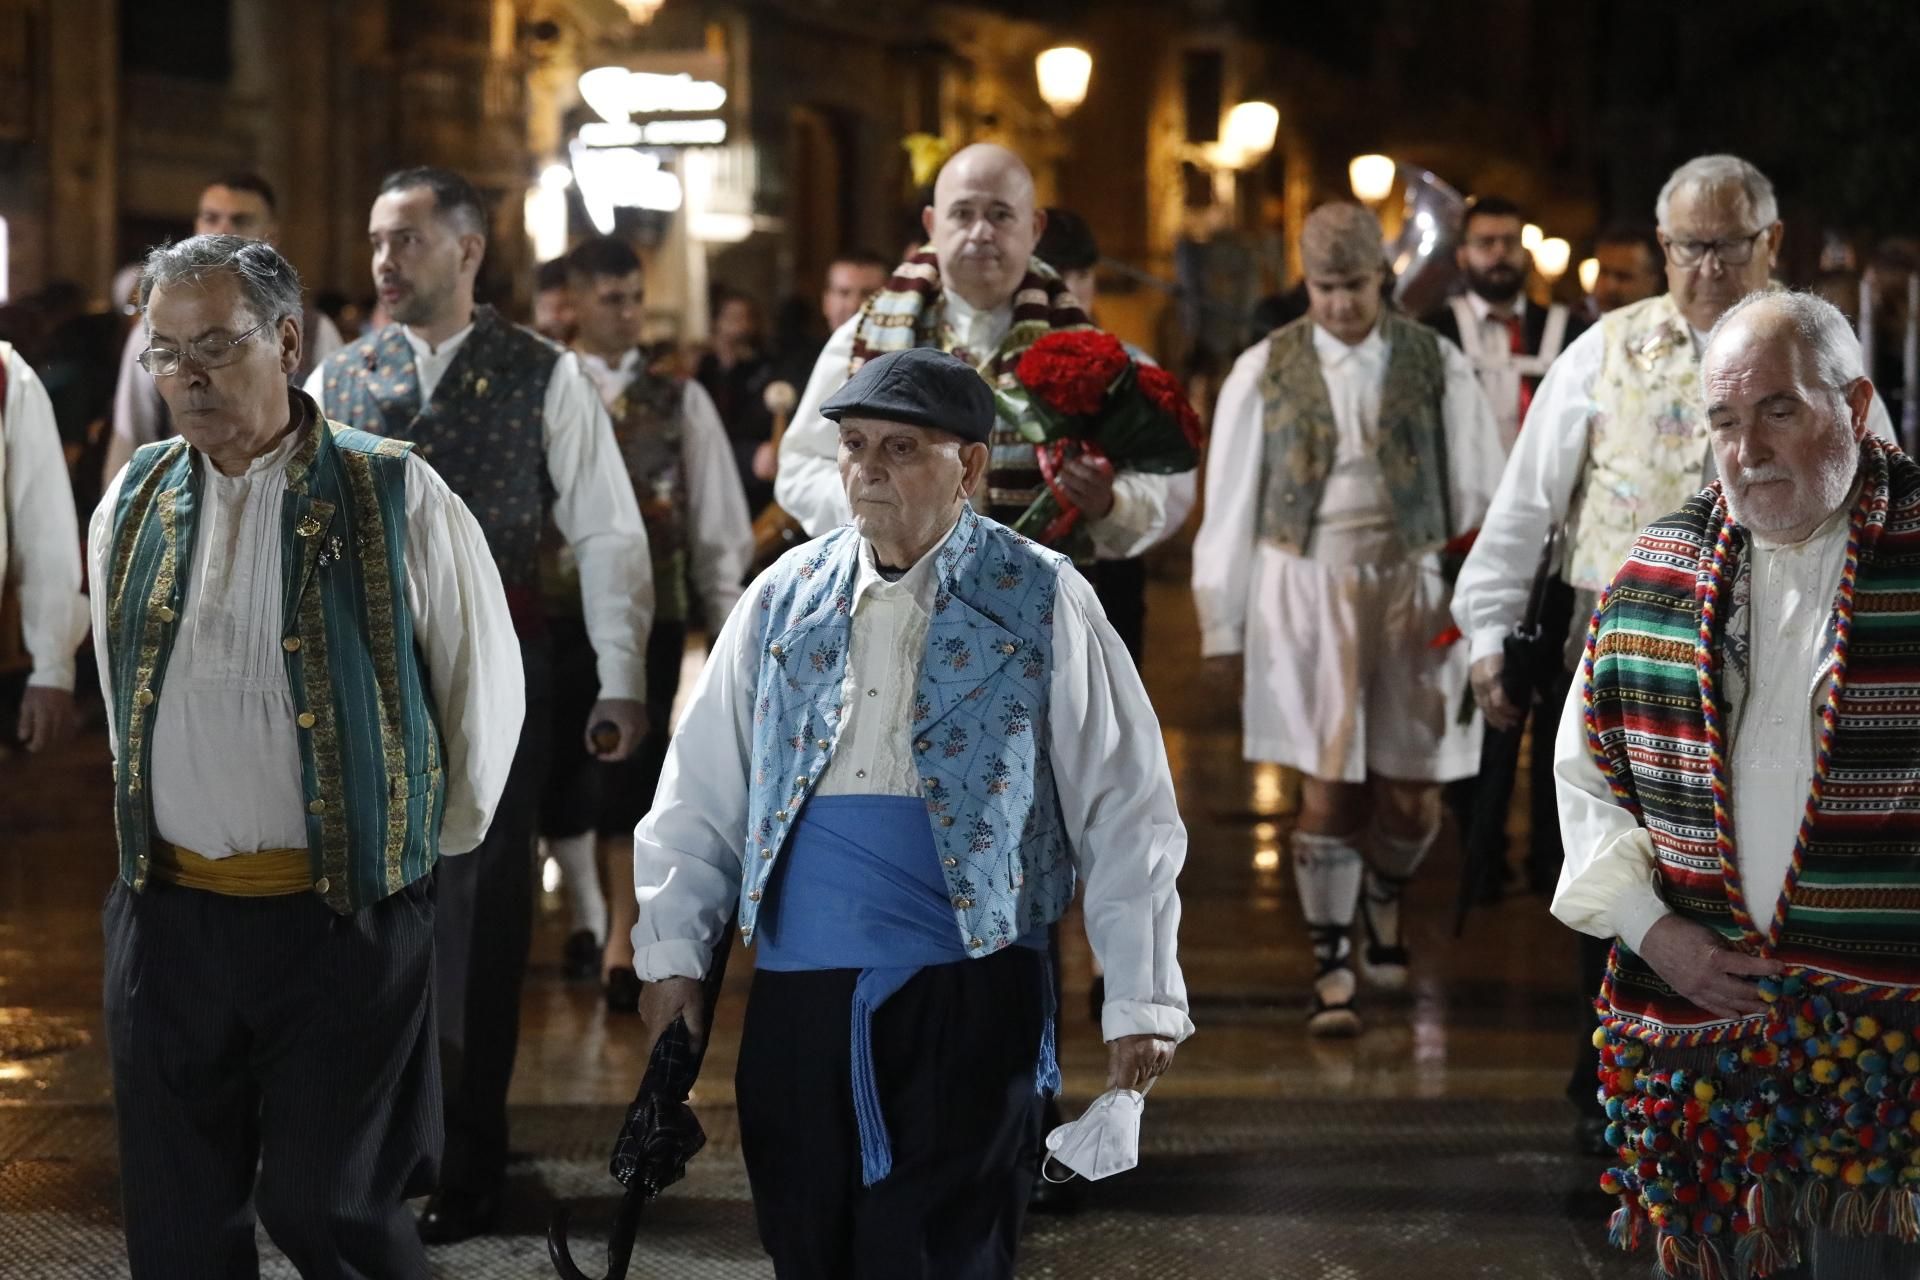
{"left": 630, "top": 345, "right": 1192, "bottom": 1277}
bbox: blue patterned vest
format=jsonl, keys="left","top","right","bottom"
{"left": 1257, "top": 312, "right": 1452, "bottom": 553}
{"left": 735, "top": 506, "right": 1074, "bottom": 954}
{"left": 104, "top": 410, "right": 445, "bottom": 913}
{"left": 316, "top": 306, "right": 558, "bottom": 603}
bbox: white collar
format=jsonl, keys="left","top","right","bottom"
{"left": 578, "top": 347, "right": 643, "bottom": 379}
{"left": 1311, "top": 322, "right": 1387, "bottom": 365}
{"left": 851, "top": 517, "right": 964, "bottom": 616}
{"left": 402, "top": 321, "right": 475, "bottom": 361}
{"left": 941, "top": 287, "right": 1013, "bottom": 332}
{"left": 1749, "top": 480, "right": 1859, "bottom": 552}
{"left": 1465, "top": 291, "right": 1528, "bottom": 324}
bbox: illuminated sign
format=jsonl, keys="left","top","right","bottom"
{"left": 579, "top": 67, "right": 728, "bottom": 125}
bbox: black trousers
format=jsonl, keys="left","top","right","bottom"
{"left": 104, "top": 878, "right": 439, "bottom": 1280}
{"left": 735, "top": 950, "right": 1048, "bottom": 1280}
{"left": 539, "top": 615, "right": 687, "bottom": 839}
{"left": 436, "top": 636, "right": 552, "bottom": 1196}
{"left": 1083, "top": 556, "right": 1147, "bottom": 664}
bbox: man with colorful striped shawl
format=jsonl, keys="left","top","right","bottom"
{"left": 1555, "top": 289, "right": 1920, "bottom": 1278}
{"left": 774, "top": 143, "right": 1193, "bottom": 564}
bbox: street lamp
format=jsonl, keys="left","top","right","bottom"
{"left": 1522, "top": 223, "right": 1544, "bottom": 252}
{"left": 618, "top": 0, "right": 665, "bottom": 22}
{"left": 1221, "top": 101, "right": 1279, "bottom": 168}
{"left": 1035, "top": 46, "right": 1093, "bottom": 117}
{"left": 1578, "top": 257, "right": 1600, "bottom": 294}
{"left": 1536, "top": 237, "right": 1571, "bottom": 282}
{"left": 1348, "top": 154, "right": 1396, "bottom": 204}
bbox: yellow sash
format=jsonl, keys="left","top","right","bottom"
{"left": 152, "top": 844, "right": 312, "bottom": 897}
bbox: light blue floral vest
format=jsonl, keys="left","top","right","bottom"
{"left": 737, "top": 506, "right": 1074, "bottom": 955}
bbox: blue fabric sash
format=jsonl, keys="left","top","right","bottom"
{"left": 757, "top": 795, "right": 1057, "bottom": 1185}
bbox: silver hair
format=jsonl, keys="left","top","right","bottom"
{"left": 1704, "top": 288, "right": 1867, "bottom": 400}
{"left": 1655, "top": 154, "right": 1779, "bottom": 232}
{"left": 139, "top": 234, "right": 304, "bottom": 332}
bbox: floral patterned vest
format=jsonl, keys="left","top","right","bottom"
{"left": 1564, "top": 293, "right": 1709, "bottom": 590}
{"left": 732, "top": 506, "right": 1074, "bottom": 954}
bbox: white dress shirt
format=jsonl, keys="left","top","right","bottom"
{"left": 1452, "top": 321, "right": 1896, "bottom": 664}
{"left": 1, "top": 344, "right": 88, "bottom": 691}
{"left": 778, "top": 302, "right": 1195, "bottom": 560}
{"left": 577, "top": 348, "right": 753, "bottom": 624}
{"left": 89, "top": 415, "right": 524, "bottom": 857}
{"left": 304, "top": 321, "right": 654, "bottom": 699}
{"left": 630, "top": 520, "right": 1195, "bottom": 1045}
{"left": 1550, "top": 500, "right": 1851, "bottom": 951}
{"left": 106, "top": 312, "right": 344, "bottom": 486}
{"left": 1193, "top": 324, "right": 1507, "bottom": 658}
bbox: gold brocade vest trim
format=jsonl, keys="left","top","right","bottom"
{"left": 1255, "top": 314, "right": 1451, "bottom": 553}
{"left": 1565, "top": 293, "right": 1709, "bottom": 590}
{"left": 104, "top": 412, "right": 446, "bottom": 913}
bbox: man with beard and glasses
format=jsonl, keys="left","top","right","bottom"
{"left": 1453, "top": 153, "right": 1899, "bottom": 1159}
{"left": 309, "top": 166, "right": 653, "bottom": 1244}
{"left": 1423, "top": 195, "right": 1587, "bottom": 454}
{"left": 1554, "top": 289, "right": 1920, "bottom": 1279}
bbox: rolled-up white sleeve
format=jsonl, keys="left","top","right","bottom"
{"left": 629, "top": 571, "right": 770, "bottom": 982}
{"left": 1050, "top": 569, "right": 1193, "bottom": 1044}
{"left": 1190, "top": 339, "right": 1269, "bottom": 658}
{"left": 5, "top": 347, "right": 88, "bottom": 691}
{"left": 401, "top": 454, "right": 524, "bottom": 855}
{"left": 544, "top": 353, "right": 653, "bottom": 699}
{"left": 1452, "top": 324, "right": 1603, "bottom": 661}
{"left": 679, "top": 379, "right": 753, "bottom": 624}
{"left": 1438, "top": 337, "right": 1508, "bottom": 536}
{"left": 776, "top": 316, "right": 858, "bottom": 536}
{"left": 1550, "top": 669, "right": 1673, "bottom": 952}
{"left": 89, "top": 467, "right": 124, "bottom": 757}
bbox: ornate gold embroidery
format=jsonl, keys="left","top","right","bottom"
{"left": 297, "top": 560, "right": 351, "bottom": 909}
{"left": 342, "top": 449, "right": 412, "bottom": 894}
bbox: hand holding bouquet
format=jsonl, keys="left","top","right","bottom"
{"left": 996, "top": 331, "right": 1204, "bottom": 547}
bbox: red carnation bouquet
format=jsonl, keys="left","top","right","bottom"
{"left": 995, "top": 330, "right": 1204, "bottom": 548}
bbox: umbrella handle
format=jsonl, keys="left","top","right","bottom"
{"left": 547, "top": 1180, "right": 647, "bottom": 1280}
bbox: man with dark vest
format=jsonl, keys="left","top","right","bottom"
{"left": 1193, "top": 202, "right": 1505, "bottom": 1037}
{"left": 632, "top": 347, "right": 1191, "bottom": 1277}
{"left": 103, "top": 172, "right": 345, "bottom": 488}
{"left": 775, "top": 145, "right": 1189, "bottom": 565}
{"left": 308, "top": 167, "right": 653, "bottom": 1242}
{"left": 1555, "top": 290, "right": 1920, "bottom": 1278}
{"left": 90, "top": 235, "right": 520, "bottom": 1275}
{"left": 540, "top": 234, "right": 751, "bottom": 1007}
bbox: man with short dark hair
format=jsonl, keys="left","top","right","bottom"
{"left": 533, "top": 257, "right": 575, "bottom": 344}
{"left": 309, "top": 166, "right": 654, "bottom": 1243}
{"left": 95, "top": 233, "right": 520, "bottom": 1275}
{"left": 821, "top": 250, "right": 890, "bottom": 334}
{"left": 1423, "top": 195, "right": 1587, "bottom": 452}
{"left": 1589, "top": 222, "right": 1665, "bottom": 314}
{"left": 540, "top": 234, "right": 751, "bottom": 1005}
{"left": 103, "top": 173, "right": 344, "bottom": 486}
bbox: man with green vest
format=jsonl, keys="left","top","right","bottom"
{"left": 1193, "top": 201, "right": 1505, "bottom": 1037}
{"left": 89, "top": 234, "right": 522, "bottom": 1276}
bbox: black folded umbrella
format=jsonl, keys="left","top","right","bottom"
{"left": 548, "top": 926, "right": 734, "bottom": 1280}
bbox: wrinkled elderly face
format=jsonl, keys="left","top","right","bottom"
{"left": 922, "top": 148, "right": 1044, "bottom": 309}
{"left": 1705, "top": 316, "right": 1865, "bottom": 539}
{"left": 822, "top": 261, "right": 888, "bottom": 332}
{"left": 837, "top": 417, "right": 985, "bottom": 559}
{"left": 146, "top": 272, "right": 299, "bottom": 463}
{"left": 1661, "top": 183, "right": 1781, "bottom": 334}
{"left": 1306, "top": 269, "right": 1385, "bottom": 345}
{"left": 1457, "top": 212, "right": 1530, "bottom": 304}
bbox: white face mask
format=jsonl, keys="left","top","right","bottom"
{"left": 1042, "top": 1087, "right": 1145, "bottom": 1182}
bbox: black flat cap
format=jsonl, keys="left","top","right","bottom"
{"left": 819, "top": 347, "right": 994, "bottom": 445}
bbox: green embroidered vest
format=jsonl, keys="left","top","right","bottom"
{"left": 105, "top": 414, "right": 445, "bottom": 913}
{"left": 1255, "top": 313, "right": 1451, "bottom": 553}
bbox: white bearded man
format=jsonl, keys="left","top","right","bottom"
{"left": 632, "top": 346, "right": 1191, "bottom": 1278}
{"left": 1193, "top": 202, "right": 1505, "bottom": 1037}
{"left": 92, "top": 235, "right": 520, "bottom": 1276}
{"left": 774, "top": 143, "right": 1193, "bottom": 562}
{"left": 1554, "top": 290, "right": 1920, "bottom": 1278}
